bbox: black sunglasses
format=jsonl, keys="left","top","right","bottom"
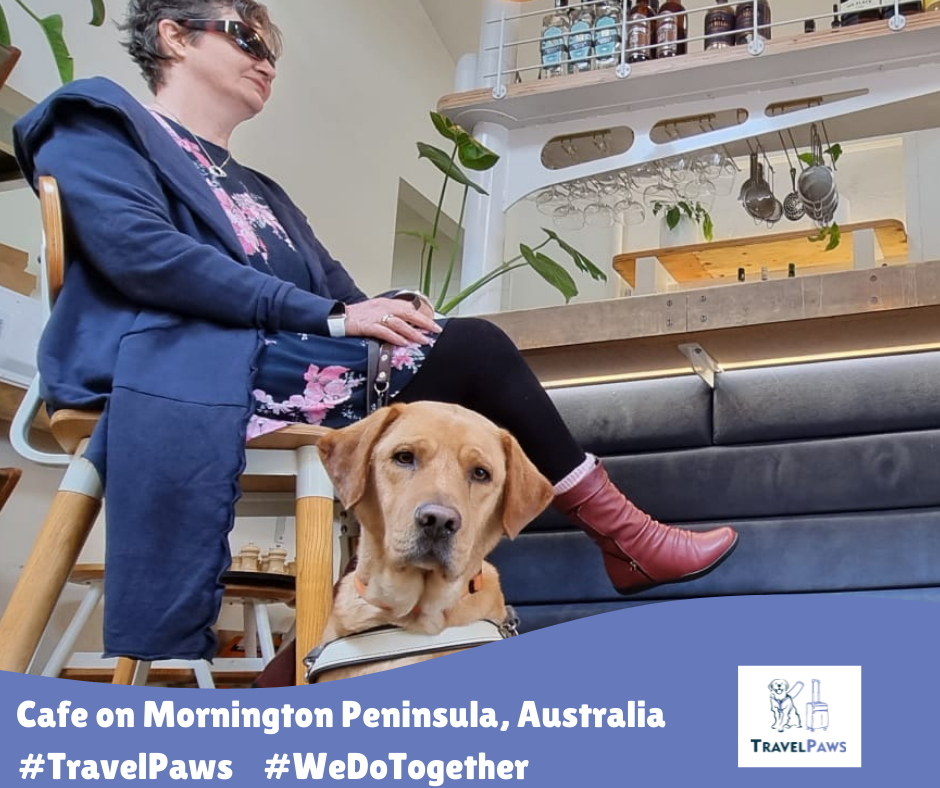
{"left": 177, "top": 19, "right": 277, "bottom": 66}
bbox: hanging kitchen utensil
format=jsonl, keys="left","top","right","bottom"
{"left": 738, "top": 143, "right": 758, "bottom": 202}
{"left": 779, "top": 130, "right": 805, "bottom": 221}
{"left": 744, "top": 162, "right": 776, "bottom": 222}
{"left": 743, "top": 140, "right": 775, "bottom": 222}
{"left": 798, "top": 124, "right": 838, "bottom": 222}
{"left": 760, "top": 141, "right": 784, "bottom": 227}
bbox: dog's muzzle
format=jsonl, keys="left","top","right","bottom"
{"left": 415, "top": 503, "right": 462, "bottom": 542}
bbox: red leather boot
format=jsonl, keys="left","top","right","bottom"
{"left": 554, "top": 462, "right": 737, "bottom": 594}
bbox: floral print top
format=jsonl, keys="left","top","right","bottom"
{"left": 152, "top": 109, "right": 435, "bottom": 439}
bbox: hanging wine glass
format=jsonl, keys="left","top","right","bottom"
{"left": 584, "top": 201, "right": 615, "bottom": 228}
{"left": 552, "top": 202, "right": 585, "bottom": 231}
{"left": 535, "top": 186, "right": 564, "bottom": 216}
{"left": 614, "top": 198, "right": 646, "bottom": 226}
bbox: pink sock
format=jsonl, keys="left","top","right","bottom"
{"left": 552, "top": 453, "right": 597, "bottom": 496}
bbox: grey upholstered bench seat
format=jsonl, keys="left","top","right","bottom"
{"left": 489, "top": 349, "right": 940, "bottom": 634}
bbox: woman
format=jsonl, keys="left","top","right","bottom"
{"left": 13, "top": 0, "right": 736, "bottom": 663}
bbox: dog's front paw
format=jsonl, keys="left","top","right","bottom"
{"left": 408, "top": 609, "right": 446, "bottom": 635}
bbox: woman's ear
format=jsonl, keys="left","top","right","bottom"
{"left": 156, "top": 18, "right": 189, "bottom": 61}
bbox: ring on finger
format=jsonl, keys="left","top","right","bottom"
{"left": 380, "top": 313, "right": 395, "bottom": 326}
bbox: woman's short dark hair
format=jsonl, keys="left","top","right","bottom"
{"left": 119, "top": 0, "right": 283, "bottom": 93}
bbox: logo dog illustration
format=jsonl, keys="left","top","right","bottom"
{"left": 768, "top": 679, "right": 804, "bottom": 732}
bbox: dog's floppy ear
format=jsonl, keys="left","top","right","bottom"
{"left": 317, "top": 404, "right": 405, "bottom": 509}
{"left": 499, "top": 431, "right": 554, "bottom": 539}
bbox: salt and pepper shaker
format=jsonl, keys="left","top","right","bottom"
{"left": 266, "top": 545, "right": 289, "bottom": 574}
{"left": 230, "top": 541, "right": 293, "bottom": 574}
{"left": 236, "top": 542, "right": 261, "bottom": 572}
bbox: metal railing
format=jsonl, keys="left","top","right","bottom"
{"left": 481, "top": 0, "right": 919, "bottom": 99}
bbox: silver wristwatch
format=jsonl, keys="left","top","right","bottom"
{"left": 327, "top": 303, "right": 347, "bottom": 338}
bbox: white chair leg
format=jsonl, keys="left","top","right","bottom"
{"left": 131, "top": 660, "right": 152, "bottom": 686}
{"left": 192, "top": 660, "right": 215, "bottom": 689}
{"left": 41, "top": 581, "right": 103, "bottom": 678}
{"left": 252, "top": 601, "right": 275, "bottom": 665}
{"left": 243, "top": 602, "right": 258, "bottom": 658}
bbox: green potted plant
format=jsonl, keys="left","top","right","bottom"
{"left": 652, "top": 200, "right": 715, "bottom": 245}
{"left": 0, "top": 1, "right": 106, "bottom": 85}
{"left": 404, "top": 112, "right": 606, "bottom": 314}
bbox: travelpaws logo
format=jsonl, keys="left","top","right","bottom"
{"left": 737, "top": 666, "right": 861, "bottom": 768}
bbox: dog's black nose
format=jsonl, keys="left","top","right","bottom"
{"left": 415, "top": 504, "right": 462, "bottom": 539}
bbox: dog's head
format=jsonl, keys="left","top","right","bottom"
{"left": 317, "top": 402, "right": 553, "bottom": 580}
{"left": 768, "top": 679, "right": 789, "bottom": 698}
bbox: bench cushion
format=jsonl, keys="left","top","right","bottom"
{"left": 492, "top": 508, "right": 940, "bottom": 606}
{"left": 714, "top": 351, "right": 940, "bottom": 445}
{"left": 549, "top": 375, "right": 713, "bottom": 454}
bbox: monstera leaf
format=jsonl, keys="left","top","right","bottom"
{"left": 3, "top": 0, "right": 107, "bottom": 83}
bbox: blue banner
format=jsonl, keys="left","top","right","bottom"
{"left": 2, "top": 594, "right": 936, "bottom": 785}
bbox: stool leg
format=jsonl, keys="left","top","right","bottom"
{"left": 0, "top": 452, "right": 102, "bottom": 674}
{"left": 41, "top": 580, "right": 103, "bottom": 678}
{"left": 252, "top": 601, "right": 276, "bottom": 665}
{"left": 112, "top": 658, "right": 151, "bottom": 685}
{"left": 294, "top": 445, "right": 334, "bottom": 685}
{"left": 192, "top": 660, "right": 215, "bottom": 689}
{"left": 243, "top": 602, "right": 259, "bottom": 659}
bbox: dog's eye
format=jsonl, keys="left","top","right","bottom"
{"left": 393, "top": 450, "right": 415, "bottom": 467}
{"left": 471, "top": 467, "right": 491, "bottom": 483}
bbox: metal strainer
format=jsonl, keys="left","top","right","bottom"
{"left": 797, "top": 125, "right": 838, "bottom": 222}
{"left": 779, "top": 131, "right": 805, "bottom": 221}
{"left": 784, "top": 168, "right": 805, "bottom": 221}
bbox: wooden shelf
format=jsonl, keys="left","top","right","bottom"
{"left": 613, "top": 219, "right": 908, "bottom": 287}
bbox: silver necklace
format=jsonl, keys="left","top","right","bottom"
{"left": 152, "top": 104, "right": 232, "bottom": 178}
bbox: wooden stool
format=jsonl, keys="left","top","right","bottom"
{"left": 0, "top": 176, "right": 339, "bottom": 685}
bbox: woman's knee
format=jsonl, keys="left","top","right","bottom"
{"left": 442, "top": 316, "right": 519, "bottom": 354}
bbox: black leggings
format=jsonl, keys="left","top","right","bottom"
{"left": 393, "top": 318, "right": 585, "bottom": 485}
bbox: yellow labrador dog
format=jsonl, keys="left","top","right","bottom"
{"left": 309, "top": 402, "right": 553, "bottom": 681}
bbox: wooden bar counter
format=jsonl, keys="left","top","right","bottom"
{"left": 484, "top": 260, "right": 940, "bottom": 387}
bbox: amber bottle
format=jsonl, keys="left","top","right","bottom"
{"left": 656, "top": 1, "right": 687, "bottom": 58}
{"left": 627, "top": 0, "right": 658, "bottom": 63}
{"left": 704, "top": 0, "right": 736, "bottom": 49}
{"left": 734, "top": 0, "right": 772, "bottom": 45}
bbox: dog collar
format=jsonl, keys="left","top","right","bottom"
{"left": 353, "top": 569, "right": 484, "bottom": 614}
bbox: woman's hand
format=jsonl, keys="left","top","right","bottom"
{"left": 345, "top": 297, "right": 442, "bottom": 347}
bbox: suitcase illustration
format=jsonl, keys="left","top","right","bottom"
{"left": 805, "top": 679, "right": 829, "bottom": 732}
